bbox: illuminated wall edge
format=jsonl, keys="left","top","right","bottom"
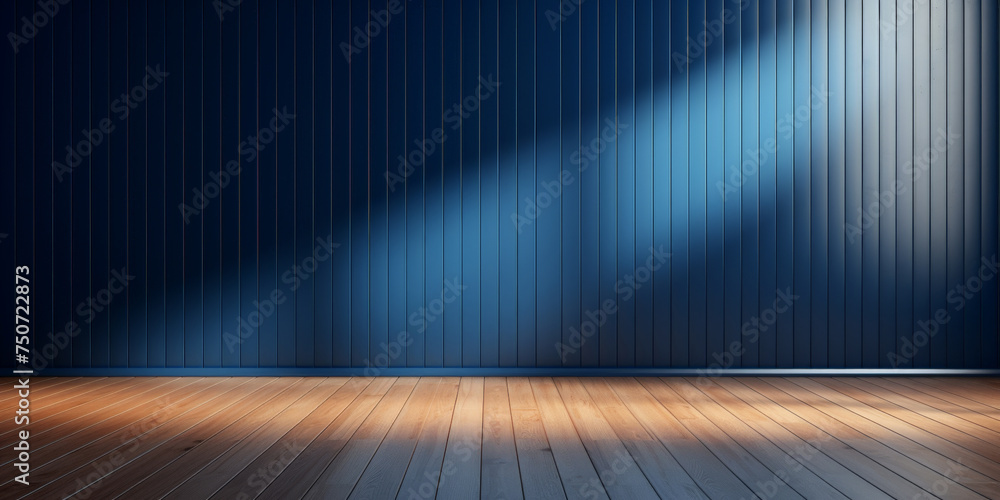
{"left": 2, "top": 0, "right": 998, "bottom": 373}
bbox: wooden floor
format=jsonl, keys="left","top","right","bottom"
{"left": 3, "top": 377, "right": 1000, "bottom": 499}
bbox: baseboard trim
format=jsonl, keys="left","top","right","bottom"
{"left": 19, "top": 367, "right": 1000, "bottom": 377}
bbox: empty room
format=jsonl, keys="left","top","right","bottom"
{"left": 2, "top": 0, "right": 999, "bottom": 498}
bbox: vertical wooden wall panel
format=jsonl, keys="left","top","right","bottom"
{"left": 163, "top": 0, "right": 185, "bottom": 368}
{"left": 203, "top": 0, "right": 221, "bottom": 368}
{"left": 651, "top": 0, "right": 671, "bottom": 367}
{"left": 982, "top": 0, "right": 1000, "bottom": 369}
{"left": 827, "top": 0, "right": 846, "bottom": 369}
{"left": 314, "top": 0, "right": 335, "bottom": 368}
{"left": 560, "top": 0, "right": 582, "bottom": 368}
{"left": 895, "top": 0, "right": 914, "bottom": 370}
{"left": 912, "top": 0, "right": 931, "bottom": 369}
{"left": 258, "top": 0, "right": 279, "bottom": 367}
{"left": 929, "top": 0, "right": 948, "bottom": 368}
{"left": 71, "top": 0, "right": 95, "bottom": 368}
{"left": 3, "top": 0, "right": 998, "bottom": 372}
{"left": 670, "top": 0, "right": 688, "bottom": 368}
{"left": 481, "top": 0, "right": 500, "bottom": 368}
{"left": 1, "top": 0, "right": 14, "bottom": 372}
{"left": 686, "top": 0, "right": 707, "bottom": 368}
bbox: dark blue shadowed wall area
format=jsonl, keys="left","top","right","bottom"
{"left": 2, "top": 0, "right": 998, "bottom": 374}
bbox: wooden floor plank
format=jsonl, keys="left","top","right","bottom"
{"left": 1, "top": 378, "right": 208, "bottom": 472}
{"left": 348, "top": 378, "right": 442, "bottom": 500}
{"left": 435, "top": 377, "right": 485, "bottom": 500}
{"left": 638, "top": 378, "right": 805, "bottom": 500}
{"left": 0, "top": 377, "right": 84, "bottom": 407}
{"left": 835, "top": 377, "right": 1000, "bottom": 441}
{"left": 163, "top": 377, "right": 369, "bottom": 499}
{"left": 480, "top": 378, "right": 523, "bottom": 500}
{"left": 504, "top": 378, "right": 566, "bottom": 500}
{"left": 580, "top": 378, "right": 707, "bottom": 499}
{"left": 80, "top": 378, "right": 318, "bottom": 499}
{"left": 662, "top": 377, "right": 849, "bottom": 500}
{"left": 116, "top": 378, "right": 343, "bottom": 499}
{"left": 879, "top": 377, "right": 1000, "bottom": 425}
{"left": 694, "top": 378, "right": 890, "bottom": 500}
{"left": 915, "top": 378, "right": 1000, "bottom": 411}
{"left": 857, "top": 377, "right": 1000, "bottom": 430}
{"left": 393, "top": 377, "right": 461, "bottom": 500}
{"left": 0, "top": 377, "right": 136, "bottom": 435}
{"left": 22, "top": 378, "right": 272, "bottom": 500}
{"left": 553, "top": 378, "right": 658, "bottom": 499}
{"left": 792, "top": 378, "right": 1000, "bottom": 481}
{"left": 941, "top": 377, "right": 1000, "bottom": 396}
{"left": 214, "top": 377, "right": 397, "bottom": 500}
{"left": 529, "top": 377, "right": 608, "bottom": 500}
{"left": 15, "top": 377, "right": 258, "bottom": 499}
{"left": 0, "top": 378, "right": 113, "bottom": 425}
{"left": 0, "top": 377, "right": 174, "bottom": 446}
{"left": 605, "top": 377, "right": 756, "bottom": 499}
{"left": 298, "top": 377, "right": 419, "bottom": 499}
{"left": 752, "top": 378, "right": 988, "bottom": 499}
{"left": 0, "top": 377, "right": 101, "bottom": 413}
{"left": 715, "top": 378, "right": 919, "bottom": 499}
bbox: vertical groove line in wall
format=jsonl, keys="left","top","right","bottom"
{"left": 199, "top": 0, "right": 205, "bottom": 367}
{"left": 579, "top": 0, "right": 584, "bottom": 367}
{"left": 478, "top": 0, "right": 483, "bottom": 367}
{"left": 754, "top": 0, "right": 759, "bottom": 365}
{"left": 125, "top": 0, "right": 130, "bottom": 367}
{"left": 347, "top": 0, "right": 352, "bottom": 366}
{"left": 644, "top": 0, "right": 652, "bottom": 365}
{"left": 806, "top": 0, "right": 811, "bottom": 368}
{"left": 91, "top": 0, "right": 95, "bottom": 368}
{"left": 498, "top": 0, "right": 503, "bottom": 366}
{"left": 892, "top": 0, "right": 913, "bottom": 368}
{"left": 31, "top": 0, "right": 35, "bottom": 365}
{"left": 179, "top": 0, "right": 184, "bottom": 368}
{"left": 277, "top": 0, "right": 282, "bottom": 367}
{"left": 199, "top": 0, "right": 205, "bottom": 368}
{"left": 556, "top": 0, "right": 564, "bottom": 365}
{"left": 461, "top": 0, "right": 466, "bottom": 367}
{"left": 60, "top": 0, "right": 66, "bottom": 367}
{"left": 788, "top": 0, "right": 793, "bottom": 365}
{"left": 652, "top": 0, "right": 660, "bottom": 366}
{"left": 533, "top": 0, "right": 537, "bottom": 368}
{"left": 909, "top": 0, "right": 914, "bottom": 370}
{"left": 941, "top": 0, "right": 947, "bottom": 366}
{"left": 703, "top": 0, "right": 708, "bottom": 365}
{"left": 67, "top": 0, "right": 73, "bottom": 368}
{"left": 580, "top": 0, "right": 602, "bottom": 366}
{"left": 366, "top": 0, "right": 371, "bottom": 368}
{"left": 830, "top": 0, "right": 835, "bottom": 367}
{"left": 614, "top": 0, "right": 619, "bottom": 368}
{"left": 237, "top": 0, "right": 243, "bottom": 368}
{"left": 739, "top": 0, "right": 744, "bottom": 366}
{"left": 292, "top": 0, "right": 298, "bottom": 367}
{"left": 11, "top": 0, "right": 16, "bottom": 361}
{"left": 513, "top": 0, "right": 518, "bottom": 367}
{"left": 144, "top": 0, "right": 150, "bottom": 369}
{"left": 33, "top": 0, "right": 36, "bottom": 364}
{"left": 256, "top": 0, "right": 262, "bottom": 368}
{"left": 402, "top": 0, "right": 408, "bottom": 368}
{"left": 313, "top": 0, "right": 318, "bottom": 369}
{"left": 843, "top": 0, "right": 848, "bottom": 365}
{"left": 421, "top": 0, "right": 427, "bottom": 367}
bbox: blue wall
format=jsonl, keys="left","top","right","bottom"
{"left": 2, "top": 0, "right": 998, "bottom": 373}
